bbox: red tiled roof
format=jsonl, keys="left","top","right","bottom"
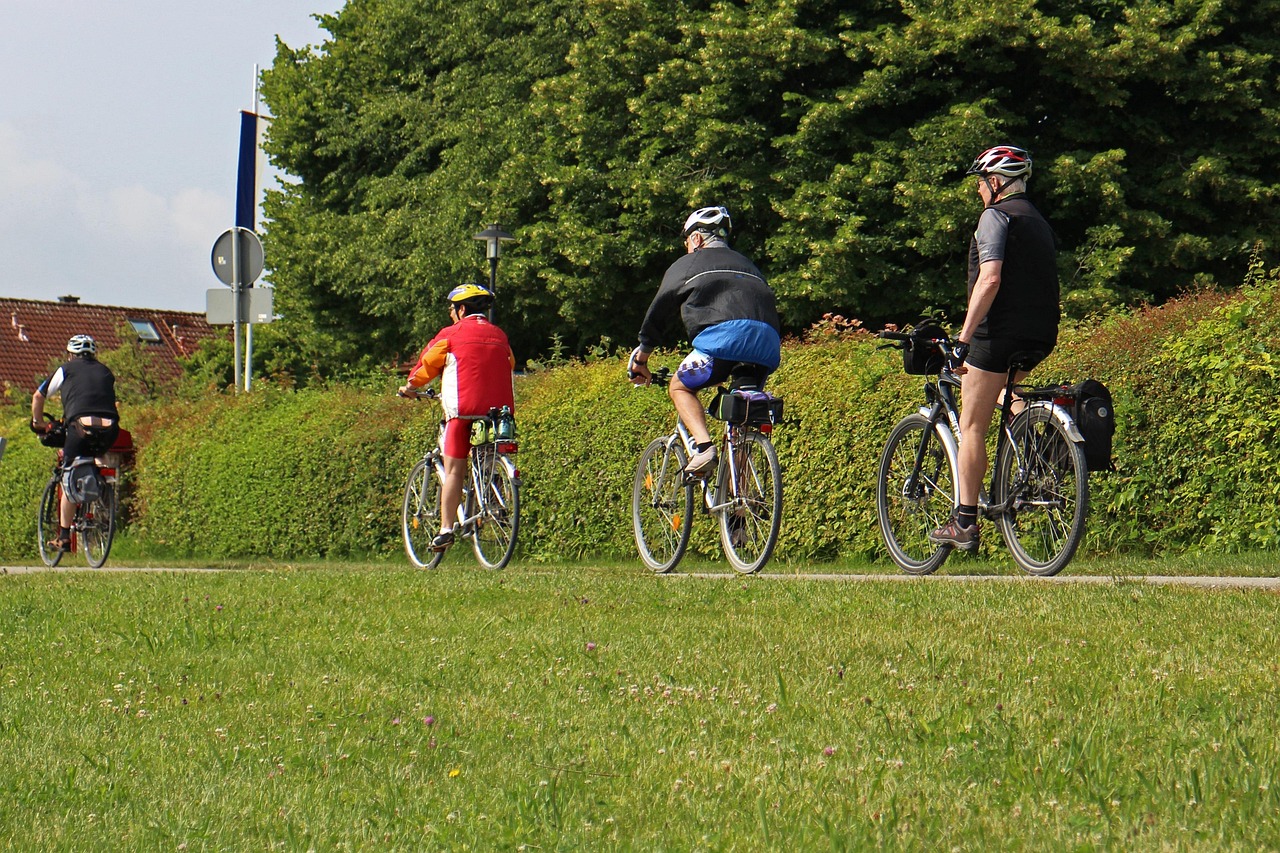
{"left": 0, "top": 297, "right": 227, "bottom": 392}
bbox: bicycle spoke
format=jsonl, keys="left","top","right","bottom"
{"left": 718, "top": 432, "right": 781, "bottom": 574}
{"left": 876, "top": 415, "right": 956, "bottom": 575}
{"left": 402, "top": 457, "right": 445, "bottom": 569}
{"left": 995, "top": 407, "right": 1088, "bottom": 576}
{"left": 633, "top": 437, "right": 693, "bottom": 573}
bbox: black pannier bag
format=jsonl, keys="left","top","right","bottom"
{"left": 1069, "top": 379, "right": 1115, "bottom": 472}
{"left": 903, "top": 324, "right": 945, "bottom": 375}
{"left": 710, "top": 388, "right": 784, "bottom": 425}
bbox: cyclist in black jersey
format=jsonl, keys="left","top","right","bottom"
{"left": 31, "top": 335, "right": 120, "bottom": 553}
{"left": 628, "top": 206, "right": 782, "bottom": 476}
{"left": 930, "top": 146, "right": 1060, "bottom": 551}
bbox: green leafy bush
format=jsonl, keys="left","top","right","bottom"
{"left": 1, "top": 272, "right": 1277, "bottom": 563}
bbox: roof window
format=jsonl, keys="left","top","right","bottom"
{"left": 129, "top": 319, "right": 162, "bottom": 342}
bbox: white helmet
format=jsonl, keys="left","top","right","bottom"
{"left": 682, "top": 206, "right": 732, "bottom": 239}
{"left": 67, "top": 334, "right": 96, "bottom": 355}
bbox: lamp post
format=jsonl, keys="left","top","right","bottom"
{"left": 472, "top": 223, "right": 515, "bottom": 295}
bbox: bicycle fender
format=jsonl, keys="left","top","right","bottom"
{"left": 916, "top": 409, "right": 960, "bottom": 469}
{"left": 498, "top": 453, "right": 521, "bottom": 486}
{"left": 1030, "top": 401, "right": 1085, "bottom": 443}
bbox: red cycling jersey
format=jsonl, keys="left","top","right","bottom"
{"left": 406, "top": 314, "right": 516, "bottom": 419}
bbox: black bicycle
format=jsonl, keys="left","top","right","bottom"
{"left": 875, "top": 326, "right": 1089, "bottom": 576}
{"left": 34, "top": 417, "right": 118, "bottom": 569}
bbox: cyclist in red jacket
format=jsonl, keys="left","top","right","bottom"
{"left": 399, "top": 284, "right": 516, "bottom": 551}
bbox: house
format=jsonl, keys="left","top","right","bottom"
{"left": 0, "top": 295, "right": 225, "bottom": 393}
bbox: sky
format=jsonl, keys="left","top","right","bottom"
{"left": 0, "top": 1, "right": 346, "bottom": 314}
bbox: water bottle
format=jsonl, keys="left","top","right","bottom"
{"left": 496, "top": 406, "right": 516, "bottom": 441}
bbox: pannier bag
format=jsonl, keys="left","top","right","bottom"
{"left": 1068, "top": 379, "right": 1115, "bottom": 472}
{"left": 710, "top": 388, "right": 784, "bottom": 425}
{"left": 904, "top": 324, "right": 945, "bottom": 375}
{"left": 62, "top": 457, "right": 103, "bottom": 504}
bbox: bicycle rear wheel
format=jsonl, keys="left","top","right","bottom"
{"left": 403, "top": 455, "right": 445, "bottom": 569}
{"left": 80, "top": 480, "right": 116, "bottom": 568}
{"left": 716, "top": 431, "right": 782, "bottom": 574}
{"left": 876, "top": 414, "right": 957, "bottom": 575}
{"left": 471, "top": 451, "right": 520, "bottom": 570}
{"left": 632, "top": 437, "right": 694, "bottom": 573}
{"left": 37, "top": 477, "right": 63, "bottom": 568}
{"left": 993, "top": 406, "right": 1088, "bottom": 576}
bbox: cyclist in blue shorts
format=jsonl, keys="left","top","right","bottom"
{"left": 628, "top": 206, "right": 782, "bottom": 476}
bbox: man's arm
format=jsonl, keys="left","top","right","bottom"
{"left": 958, "top": 259, "right": 1002, "bottom": 345}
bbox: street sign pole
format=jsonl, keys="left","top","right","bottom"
{"left": 231, "top": 230, "right": 243, "bottom": 391}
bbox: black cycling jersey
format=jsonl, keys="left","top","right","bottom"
{"left": 39, "top": 357, "right": 119, "bottom": 422}
{"left": 967, "top": 194, "right": 1059, "bottom": 345}
{"left": 637, "top": 245, "right": 780, "bottom": 350}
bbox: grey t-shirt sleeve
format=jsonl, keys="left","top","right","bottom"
{"left": 974, "top": 208, "right": 1011, "bottom": 264}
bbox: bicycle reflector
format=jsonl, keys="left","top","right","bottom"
{"left": 497, "top": 441, "right": 518, "bottom": 454}
{"left": 758, "top": 423, "right": 773, "bottom": 435}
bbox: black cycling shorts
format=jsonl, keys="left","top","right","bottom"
{"left": 967, "top": 337, "right": 1054, "bottom": 374}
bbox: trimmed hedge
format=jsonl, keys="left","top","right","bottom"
{"left": 1, "top": 272, "right": 1277, "bottom": 562}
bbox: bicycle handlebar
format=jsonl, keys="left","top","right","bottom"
{"left": 397, "top": 387, "right": 438, "bottom": 401}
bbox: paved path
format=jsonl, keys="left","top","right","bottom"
{"left": 4, "top": 564, "right": 1278, "bottom": 589}
{"left": 680, "top": 572, "right": 1280, "bottom": 589}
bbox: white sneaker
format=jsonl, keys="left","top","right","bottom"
{"left": 684, "top": 445, "right": 717, "bottom": 476}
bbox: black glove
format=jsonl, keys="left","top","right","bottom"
{"left": 945, "top": 341, "right": 970, "bottom": 372}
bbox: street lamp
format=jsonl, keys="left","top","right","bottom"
{"left": 472, "top": 223, "right": 515, "bottom": 295}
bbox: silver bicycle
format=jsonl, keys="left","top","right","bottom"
{"left": 632, "top": 368, "right": 784, "bottom": 575}
{"left": 400, "top": 390, "right": 521, "bottom": 570}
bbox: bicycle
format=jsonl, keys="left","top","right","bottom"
{"left": 399, "top": 389, "right": 521, "bottom": 570}
{"left": 33, "top": 416, "right": 118, "bottom": 569}
{"left": 875, "top": 326, "right": 1089, "bottom": 577}
{"left": 632, "top": 367, "right": 784, "bottom": 575}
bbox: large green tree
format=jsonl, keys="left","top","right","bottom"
{"left": 260, "top": 0, "right": 1280, "bottom": 378}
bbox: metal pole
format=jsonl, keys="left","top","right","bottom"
{"left": 232, "top": 230, "right": 242, "bottom": 392}
{"left": 245, "top": 308, "right": 253, "bottom": 391}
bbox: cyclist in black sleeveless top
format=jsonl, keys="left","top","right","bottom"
{"left": 31, "top": 335, "right": 120, "bottom": 552}
{"left": 930, "top": 146, "right": 1060, "bottom": 551}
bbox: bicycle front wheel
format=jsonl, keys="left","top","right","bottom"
{"left": 717, "top": 431, "right": 782, "bottom": 574}
{"left": 80, "top": 481, "right": 116, "bottom": 568}
{"left": 471, "top": 453, "right": 520, "bottom": 570}
{"left": 37, "top": 476, "right": 63, "bottom": 568}
{"left": 632, "top": 437, "right": 694, "bottom": 573}
{"left": 876, "top": 414, "right": 957, "bottom": 575}
{"left": 993, "top": 405, "right": 1089, "bottom": 576}
{"left": 403, "top": 455, "right": 445, "bottom": 569}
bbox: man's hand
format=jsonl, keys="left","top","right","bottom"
{"left": 945, "top": 341, "right": 970, "bottom": 374}
{"left": 627, "top": 346, "right": 652, "bottom": 386}
{"left": 29, "top": 418, "right": 47, "bottom": 435}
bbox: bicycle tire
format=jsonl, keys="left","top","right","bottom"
{"left": 876, "top": 414, "right": 957, "bottom": 575}
{"left": 632, "top": 436, "right": 694, "bottom": 573}
{"left": 993, "top": 405, "right": 1089, "bottom": 576}
{"left": 471, "top": 451, "right": 520, "bottom": 570}
{"left": 403, "top": 455, "right": 445, "bottom": 569}
{"left": 37, "top": 476, "right": 63, "bottom": 568}
{"left": 716, "top": 431, "right": 782, "bottom": 574}
{"left": 80, "top": 480, "right": 116, "bottom": 568}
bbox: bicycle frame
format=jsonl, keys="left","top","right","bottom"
{"left": 669, "top": 418, "right": 762, "bottom": 514}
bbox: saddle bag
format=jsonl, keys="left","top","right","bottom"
{"left": 710, "top": 388, "right": 784, "bottom": 425}
{"left": 1068, "top": 379, "right": 1115, "bottom": 472}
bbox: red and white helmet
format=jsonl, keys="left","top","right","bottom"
{"left": 966, "top": 145, "right": 1032, "bottom": 179}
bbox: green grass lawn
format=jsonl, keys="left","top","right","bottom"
{"left": 1, "top": 562, "right": 1277, "bottom": 850}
